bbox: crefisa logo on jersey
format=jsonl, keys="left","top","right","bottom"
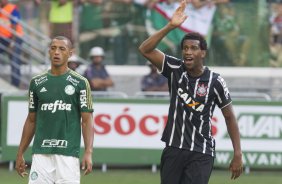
{"left": 196, "top": 83, "right": 208, "bottom": 97}
{"left": 41, "top": 100, "right": 72, "bottom": 113}
{"left": 65, "top": 85, "right": 75, "bottom": 95}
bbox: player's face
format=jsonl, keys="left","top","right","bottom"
{"left": 182, "top": 39, "right": 206, "bottom": 70}
{"left": 49, "top": 39, "right": 72, "bottom": 68}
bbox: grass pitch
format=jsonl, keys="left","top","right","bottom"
{"left": 0, "top": 167, "right": 281, "bottom": 184}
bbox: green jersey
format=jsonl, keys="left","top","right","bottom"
{"left": 28, "top": 70, "right": 93, "bottom": 157}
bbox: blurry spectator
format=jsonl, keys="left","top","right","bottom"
{"left": 146, "top": 0, "right": 229, "bottom": 58}
{"left": 49, "top": 0, "right": 74, "bottom": 43}
{"left": 190, "top": 0, "right": 230, "bottom": 46}
{"left": 132, "top": 0, "right": 162, "bottom": 65}
{"left": 84, "top": 46, "right": 114, "bottom": 91}
{"left": 78, "top": 0, "right": 104, "bottom": 58}
{"left": 131, "top": 1, "right": 149, "bottom": 65}
{"left": 270, "top": 3, "right": 282, "bottom": 45}
{"left": 68, "top": 54, "right": 82, "bottom": 72}
{"left": 104, "top": 0, "right": 133, "bottom": 65}
{"left": 141, "top": 61, "right": 168, "bottom": 91}
{"left": 0, "top": 0, "right": 24, "bottom": 87}
{"left": 269, "top": 3, "right": 282, "bottom": 67}
{"left": 191, "top": 0, "right": 229, "bottom": 9}
{"left": 84, "top": 0, "right": 102, "bottom": 4}
{"left": 211, "top": 3, "right": 250, "bottom": 66}
{"left": 19, "top": 0, "right": 41, "bottom": 28}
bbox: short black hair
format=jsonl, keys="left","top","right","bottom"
{"left": 180, "top": 32, "right": 207, "bottom": 50}
{"left": 50, "top": 36, "right": 73, "bottom": 49}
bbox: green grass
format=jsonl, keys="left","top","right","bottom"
{"left": 0, "top": 168, "right": 281, "bottom": 184}
{"left": 209, "top": 170, "right": 282, "bottom": 184}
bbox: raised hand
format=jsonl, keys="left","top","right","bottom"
{"left": 170, "top": 0, "right": 188, "bottom": 28}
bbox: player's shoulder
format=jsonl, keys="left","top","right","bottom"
{"left": 165, "top": 54, "right": 181, "bottom": 62}
{"left": 32, "top": 71, "right": 48, "bottom": 79}
{"left": 30, "top": 71, "right": 48, "bottom": 85}
{"left": 207, "top": 68, "right": 228, "bottom": 88}
{"left": 68, "top": 70, "right": 89, "bottom": 84}
{"left": 206, "top": 67, "right": 221, "bottom": 80}
{"left": 165, "top": 54, "right": 182, "bottom": 68}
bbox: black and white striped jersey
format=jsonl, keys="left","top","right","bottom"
{"left": 160, "top": 55, "right": 232, "bottom": 157}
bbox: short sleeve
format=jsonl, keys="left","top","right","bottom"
{"left": 214, "top": 75, "right": 232, "bottom": 109}
{"left": 28, "top": 79, "right": 38, "bottom": 112}
{"left": 79, "top": 78, "right": 94, "bottom": 112}
{"left": 161, "top": 55, "right": 182, "bottom": 79}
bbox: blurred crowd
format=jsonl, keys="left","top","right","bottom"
{"left": 1, "top": 0, "right": 282, "bottom": 89}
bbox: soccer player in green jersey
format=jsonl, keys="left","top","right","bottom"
{"left": 15, "top": 36, "right": 94, "bottom": 183}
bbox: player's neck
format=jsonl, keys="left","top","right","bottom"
{"left": 50, "top": 66, "right": 69, "bottom": 76}
{"left": 187, "top": 66, "right": 205, "bottom": 78}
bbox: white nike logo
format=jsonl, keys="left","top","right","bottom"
{"left": 40, "top": 87, "right": 47, "bottom": 92}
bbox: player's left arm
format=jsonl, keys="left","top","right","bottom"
{"left": 214, "top": 76, "right": 243, "bottom": 179}
{"left": 81, "top": 112, "right": 94, "bottom": 175}
{"left": 79, "top": 77, "right": 94, "bottom": 175}
{"left": 221, "top": 104, "right": 243, "bottom": 180}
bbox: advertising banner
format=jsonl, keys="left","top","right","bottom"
{"left": 1, "top": 96, "right": 282, "bottom": 168}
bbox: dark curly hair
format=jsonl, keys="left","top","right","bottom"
{"left": 180, "top": 32, "right": 207, "bottom": 51}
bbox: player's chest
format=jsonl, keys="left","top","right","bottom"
{"left": 35, "top": 79, "right": 78, "bottom": 102}
{"left": 173, "top": 72, "right": 215, "bottom": 103}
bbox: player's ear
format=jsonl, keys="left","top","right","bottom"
{"left": 201, "top": 50, "right": 206, "bottom": 58}
{"left": 69, "top": 49, "right": 73, "bottom": 58}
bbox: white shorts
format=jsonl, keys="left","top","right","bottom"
{"left": 29, "top": 154, "right": 80, "bottom": 184}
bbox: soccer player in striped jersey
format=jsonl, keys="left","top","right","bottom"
{"left": 15, "top": 36, "right": 94, "bottom": 184}
{"left": 139, "top": 1, "right": 243, "bottom": 184}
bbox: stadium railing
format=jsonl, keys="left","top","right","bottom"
{"left": 91, "top": 91, "right": 128, "bottom": 99}
{"left": 134, "top": 91, "right": 170, "bottom": 99}
{"left": 275, "top": 94, "right": 282, "bottom": 101}
{"left": 0, "top": 8, "right": 89, "bottom": 89}
{"left": 134, "top": 91, "right": 272, "bottom": 101}
{"left": 231, "top": 92, "right": 272, "bottom": 102}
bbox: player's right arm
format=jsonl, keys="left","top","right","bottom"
{"left": 16, "top": 78, "right": 38, "bottom": 178}
{"left": 16, "top": 112, "right": 36, "bottom": 177}
{"left": 138, "top": 0, "right": 188, "bottom": 70}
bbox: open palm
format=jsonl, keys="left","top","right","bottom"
{"left": 170, "top": 0, "right": 188, "bottom": 28}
